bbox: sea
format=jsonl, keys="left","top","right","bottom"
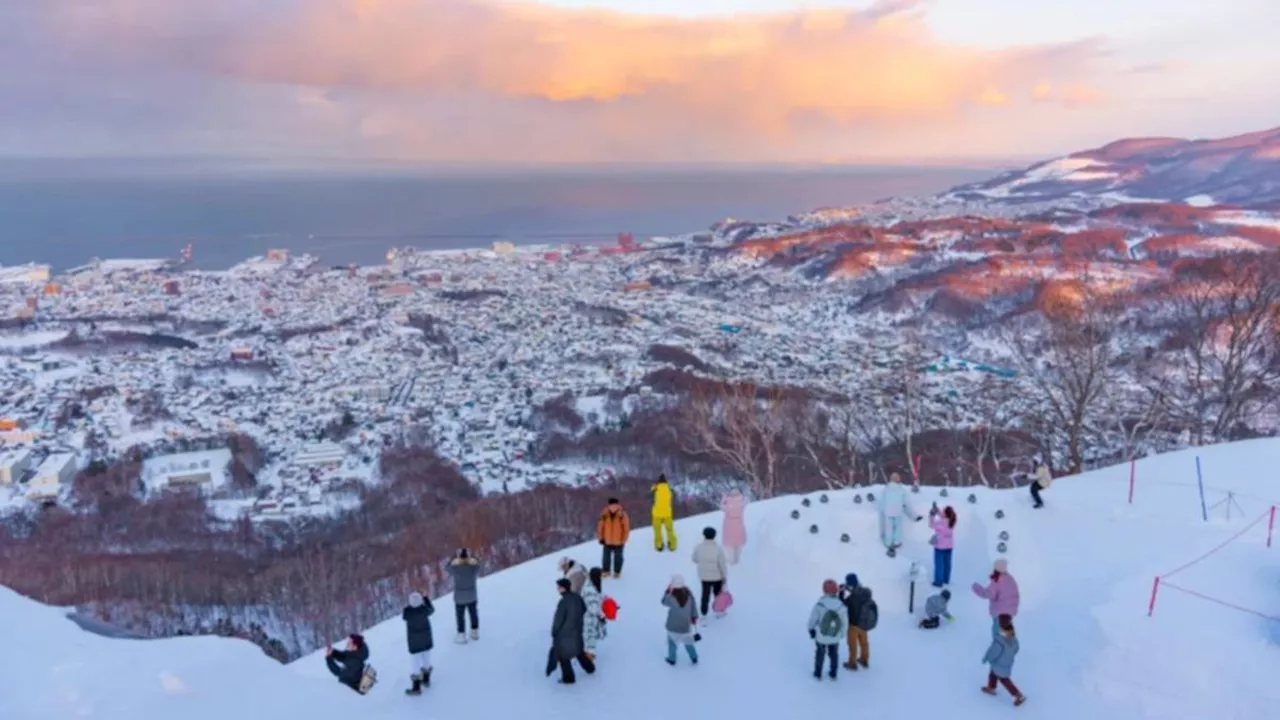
{"left": 0, "top": 167, "right": 990, "bottom": 270}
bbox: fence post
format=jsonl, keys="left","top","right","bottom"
{"left": 1147, "top": 576, "right": 1161, "bottom": 617}
{"left": 1268, "top": 506, "right": 1277, "bottom": 548}
{"left": 1127, "top": 458, "right": 1136, "bottom": 505}
{"left": 1195, "top": 456, "right": 1208, "bottom": 522}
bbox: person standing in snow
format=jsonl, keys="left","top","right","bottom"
{"left": 691, "top": 526, "right": 728, "bottom": 618}
{"left": 808, "top": 579, "right": 848, "bottom": 680}
{"left": 981, "top": 614, "right": 1026, "bottom": 706}
{"left": 325, "top": 634, "right": 370, "bottom": 693}
{"left": 919, "top": 589, "right": 953, "bottom": 629}
{"left": 559, "top": 557, "right": 588, "bottom": 594}
{"left": 651, "top": 474, "right": 677, "bottom": 551}
{"left": 596, "top": 497, "right": 631, "bottom": 578}
{"left": 878, "top": 472, "right": 923, "bottom": 552}
{"left": 402, "top": 591, "right": 434, "bottom": 695}
{"left": 661, "top": 574, "right": 699, "bottom": 666}
{"left": 447, "top": 548, "right": 480, "bottom": 643}
{"left": 1028, "top": 455, "right": 1053, "bottom": 509}
{"left": 838, "top": 573, "right": 875, "bottom": 670}
{"left": 547, "top": 578, "right": 596, "bottom": 684}
{"left": 929, "top": 505, "right": 957, "bottom": 587}
{"left": 581, "top": 567, "right": 607, "bottom": 661}
{"left": 972, "top": 558, "right": 1020, "bottom": 638}
{"left": 720, "top": 488, "right": 748, "bottom": 564}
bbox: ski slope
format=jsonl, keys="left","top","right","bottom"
{"left": 4, "top": 440, "right": 1280, "bottom": 719}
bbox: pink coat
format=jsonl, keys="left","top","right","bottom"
{"left": 720, "top": 493, "right": 747, "bottom": 549}
{"left": 929, "top": 515, "right": 955, "bottom": 550}
{"left": 972, "top": 572, "right": 1020, "bottom": 618}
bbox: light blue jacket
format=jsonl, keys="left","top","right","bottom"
{"left": 878, "top": 482, "right": 915, "bottom": 519}
{"left": 982, "top": 632, "right": 1020, "bottom": 678}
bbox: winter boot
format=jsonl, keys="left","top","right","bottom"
{"left": 665, "top": 657, "right": 676, "bottom": 666}
{"left": 454, "top": 633, "right": 467, "bottom": 644}
{"left": 470, "top": 628, "right": 479, "bottom": 641}
{"left": 422, "top": 668, "right": 432, "bottom": 688}
{"left": 982, "top": 686, "right": 998, "bottom": 696}
{"left": 858, "top": 659, "right": 868, "bottom": 669}
{"left": 405, "top": 676, "right": 422, "bottom": 696}
{"left": 843, "top": 661, "right": 858, "bottom": 670}
{"left": 1014, "top": 694, "right": 1026, "bottom": 707}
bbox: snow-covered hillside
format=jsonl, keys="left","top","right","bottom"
{"left": 5, "top": 441, "right": 1280, "bottom": 719}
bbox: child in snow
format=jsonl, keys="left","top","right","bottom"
{"left": 720, "top": 488, "right": 748, "bottom": 564}
{"left": 559, "top": 557, "right": 588, "bottom": 594}
{"left": 402, "top": 592, "right": 434, "bottom": 695}
{"left": 919, "top": 589, "right": 953, "bottom": 629}
{"left": 447, "top": 548, "right": 480, "bottom": 643}
{"left": 581, "top": 567, "right": 607, "bottom": 660}
{"left": 972, "top": 558, "right": 1020, "bottom": 638}
{"left": 662, "top": 574, "right": 700, "bottom": 666}
{"left": 808, "top": 579, "right": 848, "bottom": 680}
{"left": 691, "top": 526, "right": 728, "bottom": 618}
{"left": 1028, "top": 455, "right": 1053, "bottom": 508}
{"left": 982, "top": 614, "right": 1026, "bottom": 706}
{"left": 325, "top": 634, "right": 371, "bottom": 694}
{"left": 929, "top": 505, "right": 957, "bottom": 587}
{"left": 877, "top": 472, "right": 923, "bottom": 551}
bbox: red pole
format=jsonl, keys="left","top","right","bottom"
{"left": 1127, "top": 458, "right": 1136, "bottom": 505}
{"left": 1146, "top": 576, "right": 1161, "bottom": 617}
{"left": 1268, "top": 506, "right": 1276, "bottom": 548}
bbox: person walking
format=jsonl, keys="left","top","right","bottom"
{"left": 581, "top": 567, "right": 607, "bottom": 661}
{"left": 720, "top": 488, "right": 748, "bottom": 564}
{"left": 838, "top": 573, "right": 876, "bottom": 670}
{"left": 981, "top": 614, "right": 1026, "bottom": 706}
{"left": 559, "top": 557, "right": 588, "bottom": 594}
{"left": 597, "top": 498, "right": 631, "bottom": 578}
{"left": 1029, "top": 455, "right": 1054, "bottom": 509}
{"left": 929, "top": 505, "right": 957, "bottom": 587}
{"left": 972, "top": 558, "right": 1020, "bottom": 638}
{"left": 878, "top": 472, "right": 923, "bottom": 553}
{"left": 691, "top": 527, "right": 728, "bottom": 618}
{"left": 661, "top": 574, "right": 699, "bottom": 666}
{"left": 401, "top": 591, "right": 434, "bottom": 695}
{"left": 325, "top": 634, "right": 371, "bottom": 694}
{"left": 651, "top": 474, "right": 677, "bottom": 551}
{"left": 808, "top": 579, "right": 848, "bottom": 680}
{"left": 447, "top": 548, "right": 480, "bottom": 643}
{"left": 547, "top": 578, "right": 596, "bottom": 684}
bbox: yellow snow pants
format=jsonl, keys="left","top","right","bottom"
{"left": 652, "top": 515, "right": 676, "bottom": 550}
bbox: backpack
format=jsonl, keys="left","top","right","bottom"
{"left": 818, "top": 606, "right": 843, "bottom": 638}
{"left": 859, "top": 600, "right": 879, "bottom": 631}
{"left": 602, "top": 596, "right": 619, "bottom": 621}
{"left": 357, "top": 665, "right": 378, "bottom": 694}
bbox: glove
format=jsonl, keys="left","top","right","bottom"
{"left": 915, "top": 516, "right": 924, "bottom": 522}
{"left": 598, "top": 539, "right": 605, "bottom": 545}
{"left": 809, "top": 629, "right": 816, "bottom": 639}
{"left": 694, "top": 633, "right": 702, "bottom": 642}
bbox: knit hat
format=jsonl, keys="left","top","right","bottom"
{"left": 702, "top": 526, "right": 716, "bottom": 540}
{"left": 940, "top": 589, "right": 951, "bottom": 600}
{"left": 670, "top": 573, "right": 686, "bottom": 589}
{"left": 993, "top": 558, "right": 1008, "bottom": 573}
{"left": 556, "top": 578, "right": 571, "bottom": 591}
{"left": 408, "top": 592, "right": 424, "bottom": 607}
{"left": 844, "top": 573, "right": 859, "bottom": 588}
{"left": 822, "top": 579, "right": 839, "bottom": 595}
{"left": 607, "top": 497, "right": 619, "bottom": 505}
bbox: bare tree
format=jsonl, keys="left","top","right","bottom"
{"left": 962, "top": 375, "right": 1024, "bottom": 486}
{"left": 797, "top": 401, "right": 873, "bottom": 489}
{"left": 873, "top": 331, "right": 938, "bottom": 482}
{"left": 1166, "top": 254, "right": 1280, "bottom": 444}
{"left": 673, "top": 381, "right": 796, "bottom": 498}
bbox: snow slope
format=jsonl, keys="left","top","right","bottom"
{"left": 5, "top": 440, "right": 1280, "bottom": 719}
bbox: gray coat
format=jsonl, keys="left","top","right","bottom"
{"left": 924, "top": 593, "right": 949, "bottom": 620}
{"left": 551, "top": 591, "right": 587, "bottom": 660}
{"left": 447, "top": 558, "right": 480, "bottom": 605}
{"left": 983, "top": 633, "right": 1020, "bottom": 678}
{"left": 807, "top": 594, "right": 848, "bottom": 645}
{"left": 662, "top": 590, "right": 698, "bottom": 635}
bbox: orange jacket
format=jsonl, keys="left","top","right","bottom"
{"left": 597, "top": 507, "right": 631, "bottom": 546}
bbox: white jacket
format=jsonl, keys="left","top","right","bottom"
{"left": 691, "top": 540, "right": 728, "bottom": 582}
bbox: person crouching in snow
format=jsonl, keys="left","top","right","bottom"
{"left": 662, "top": 574, "right": 700, "bottom": 666}
{"left": 720, "top": 488, "right": 748, "bottom": 564}
{"left": 919, "top": 589, "right": 953, "bottom": 629}
{"left": 559, "top": 557, "right": 587, "bottom": 594}
{"left": 972, "top": 558, "right": 1020, "bottom": 638}
{"left": 325, "top": 634, "right": 370, "bottom": 693}
{"left": 808, "top": 579, "right": 848, "bottom": 680}
{"left": 981, "top": 614, "right": 1026, "bottom": 706}
{"left": 447, "top": 548, "right": 480, "bottom": 643}
{"left": 878, "top": 472, "right": 923, "bottom": 551}
{"left": 581, "top": 567, "right": 607, "bottom": 661}
{"left": 402, "top": 591, "right": 434, "bottom": 694}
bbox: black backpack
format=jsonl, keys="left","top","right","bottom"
{"left": 859, "top": 599, "right": 879, "bottom": 631}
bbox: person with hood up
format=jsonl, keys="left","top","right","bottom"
{"left": 401, "top": 591, "right": 434, "bottom": 695}
{"left": 661, "top": 574, "right": 699, "bottom": 666}
{"left": 878, "top": 472, "right": 923, "bottom": 552}
{"left": 581, "top": 567, "right": 607, "bottom": 660}
{"left": 919, "top": 589, "right": 953, "bottom": 629}
{"left": 446, "top": 548, "right": 480, "bottom": 643}
{"left": 691, "top": 526, "right": 729, "bottom": 618}
{"left": 596, "top": 497, "right": 631, "bottom": 578}
{"left": 808, "top": 579, "right": 848, "bottom": 680}
{"left": 720, "top": 488, "right": 748, "bottom": 564}
{"left": 547, "top": 578, "right": 596, "bottom": 684}
{"left": 325, "top": 634, "right": 371, "bottom": 694}
{"left": 1028, "top": 455, "right": 1053, "bottom": 509}
{"left": 929, "top": 505, "right": 957, "bottom": 587}
{"left": 650, "top": 474, "right": 677, "bottom": 551}
{"left": 972, "top": 558, "right": 1020, "bottom": 638}
{"left": 559, "top": 557, "right": 587, "bottom": 594}
{"left": 981, "top": 614, "right": 1026, "bottom": 706}
{"left": 838, "top": 573, "right": 875, "bottom": 670}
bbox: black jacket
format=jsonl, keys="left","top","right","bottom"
{"left": 403, "top": 601, "right": 435, "bottom": 654}
{"left": 325, "top": 643, "right": 369, "bottom": 691}
{"left": 551, "top": 591, "right": 587, "bottom": 660}
{"left": 840, "top": 586, "right": 873, "bottom": 629}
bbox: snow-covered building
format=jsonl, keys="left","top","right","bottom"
{"left": 142, "top": 449, "right": 232, "bottom": 493}
{"left": 27, "top": 452, "right": 76, "bottom": 500}
{"left": 0, "top": 448, "right": 33, "bottom": 485}
{"left": 292, "top": 442, "right": 347, "bottom": 470}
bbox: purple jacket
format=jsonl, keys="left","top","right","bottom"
{"left": 972, "top": 572, "right": 1020, "bottom": 617}
{"left": 929, "top": 515, "right": 954, "bottom": 550}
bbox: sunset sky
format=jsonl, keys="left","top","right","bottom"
{"left": 2, "top": 0, "right": 1276, "bottom": 165}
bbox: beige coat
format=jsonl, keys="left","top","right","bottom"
{"left": 691, "top": 540, "right": 728, "bottom": 582}
{"left": 1033, "top": 465, "right": 1054, "bottom": 489}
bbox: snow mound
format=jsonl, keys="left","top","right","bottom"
{"left": 5, "top": 441, "right": 1280, "bottom": 720}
